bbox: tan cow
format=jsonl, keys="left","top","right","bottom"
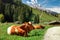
{"left": 33, "top": 25, "right": 45, "bottom": 29}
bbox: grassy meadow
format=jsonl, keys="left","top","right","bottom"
{"left": 0, "top": 23, "right": 52, "bottom": 40}
{"left": 0, "top": 0, "right": 60, "bottom": 40}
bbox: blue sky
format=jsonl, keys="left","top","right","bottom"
{"left": 22, "top": 0, "right": 60, "bottom": 13}
{"left": 22, "top": 0, "right": 60, "bottom": 8}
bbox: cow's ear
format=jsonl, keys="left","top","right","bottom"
{"left": 28, "top": 22, "right": 32, "bottom": 24}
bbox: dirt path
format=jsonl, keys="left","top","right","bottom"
{"left": 44, "top": 26, "right": 60, "bottom": 40}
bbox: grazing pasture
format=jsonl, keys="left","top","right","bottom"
{"left": 0, "top": 23, "right": 52, "bottom": 40}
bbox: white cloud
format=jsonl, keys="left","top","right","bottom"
{"left": 26, "top": 0, "right": 41, "bottom": 8}
{"left": 31, "top": 0, "right": 37, "bottom": 3}
{"left": 26, "top": 0, "right": 60, "bottom": 14}
{"left": 26, "top": 1, "right": 31, "bottom": 4}
{"left": 38, "top": 4, "right": 41, "bottom": 6}
{"left": 46, "top": 7, "right": 60, "bottom": 13}
{"left": 26, "top": 0, "right": 37, "bottom": 8}
{"left": 26, "top": 0, "right": 38, "bottom": 5}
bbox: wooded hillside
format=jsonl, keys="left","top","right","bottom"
{"left": 0, "top": 0, "right": 59, "bottom": 23}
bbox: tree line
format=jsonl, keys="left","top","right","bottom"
{"left": 0, "top": 0, "right": 40, "bottom": 23}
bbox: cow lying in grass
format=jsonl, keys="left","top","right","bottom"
{"left": 7, "top": 22, "right": 45, "bottom": 36}
{"left": 20, "top": 22, "right": 34, "bottom": 33}
{"left": 7, "top": 22, "right": 34, "bottom": 36}
{"left": 20, "top": 22, "right": 44, "bottom": 33}
{"left": 7, "top": 25, "right": 27, "bottom": 36}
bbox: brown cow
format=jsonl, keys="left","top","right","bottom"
{"left": 7, "top": 25, "right": 27, "bottom": 36}
{"left": 20, "top": 22, "right": 34, "bottom": 36}
{"left": 7, "top": 22, "right": 44, "bottom": 37}
{"left": 20, "top": 22, "right": 44, "bottom": 32}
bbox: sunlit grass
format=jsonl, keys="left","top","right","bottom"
{"left": 0, "top": 23, "right": 52, "bottom": 40}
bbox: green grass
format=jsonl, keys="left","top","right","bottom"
{"left": 32, "top": 8, "right": 59, "bottom": 23}
{"left": 0, "top": 23, "right": 52, "bottom": 40}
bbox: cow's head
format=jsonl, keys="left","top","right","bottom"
{"left": 20, "top": 22, "right": 34, "bottom": 33}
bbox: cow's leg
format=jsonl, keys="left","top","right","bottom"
{"left": 24, "top": 32, "right": 28, "bottom": 37}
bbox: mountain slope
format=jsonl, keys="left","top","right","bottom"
{"left": 32, "top": 8, "right": 59, "bottom": 23}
